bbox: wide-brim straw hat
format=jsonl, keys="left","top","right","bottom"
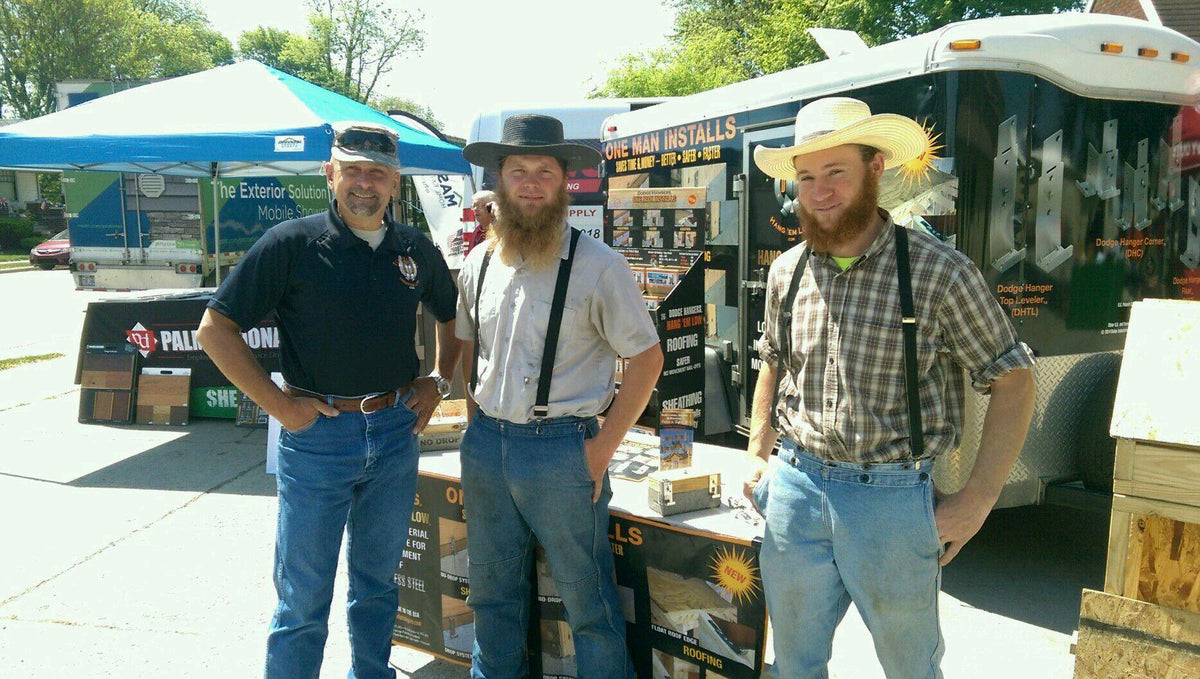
{"left": 753, "top": 97, "right": 929, "bottom": 181}
{"left": 462, "top": 114, "right": 601, "bottom": 172}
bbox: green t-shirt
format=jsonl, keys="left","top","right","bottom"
{"left": 832, "top": 255, "right": 860, "bottom": 271}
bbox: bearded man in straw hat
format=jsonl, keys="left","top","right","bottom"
{"left": 456, "top": 114, "right": 663, "bottom": 678}
{"left": 743, "top": 97, "right": 1036, "bottom": 678}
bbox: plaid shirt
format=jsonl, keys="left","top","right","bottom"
{"left": 757, "top": 214, "right": 1035, "bottom": 464}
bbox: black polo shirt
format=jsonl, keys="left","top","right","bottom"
{"left": 208, "top": 202, "right": 458, "bottom": 396}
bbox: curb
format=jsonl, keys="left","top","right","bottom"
{"left": 0, "top": 265, "right": 35, "bottom": 275}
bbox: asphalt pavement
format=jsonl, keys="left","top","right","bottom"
{"left": 0, "top": 269, "right": 1105, "bottom": 677}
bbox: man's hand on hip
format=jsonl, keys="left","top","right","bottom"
{"left": 405, "top": 377, "right": 443, "bottom": 433}
{"left": 280, "top": 396, "right": 339, "bottom": 432}
{"left": 584, "top": 436, "right": 619, "bottom": 503}
{"left": 932, "top": 486, "right": 994, "bottom": 566}
{"left": 742, "top": 455, "right": 769, "bottom": 504}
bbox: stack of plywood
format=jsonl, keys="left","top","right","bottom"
{"left": 1073, "top": 299, "right": 1200, "bottom": 678}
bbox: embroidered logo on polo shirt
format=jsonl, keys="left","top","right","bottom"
{"left": 395, "top": 255, "right": 419, "bottom": 287}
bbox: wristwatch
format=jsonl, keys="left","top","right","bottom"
{"left": 429, "top": 373, "right": 451, "bottom": 398}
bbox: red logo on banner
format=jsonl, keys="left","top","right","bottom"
{"left": 126, "top": 322, "right": 157, "bottom": 357}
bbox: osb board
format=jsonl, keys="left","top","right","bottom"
{"left": 1110, "top": 299, "right": 1200, "bottom": 448}
{"left": 1073, "top": 589, "right": 1200, "bottom": 679}
{"left": 1113, "top": 439, "right": 1200, "bottom": 507}
{"left": 1128, "top": 515, "right": 1200, "bottom": 614}
{"left": 1107, "top": 495, "right": 1200, "bottom": 599}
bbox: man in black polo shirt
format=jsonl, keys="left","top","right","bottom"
{"left": 197, "top": 121, "right": 460, "bottom": 679}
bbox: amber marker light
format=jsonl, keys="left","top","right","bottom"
{"left": 948, "top": 39, "right": 981, "bottom": 51}
{"left": 1100, "top": 43, "right": 1124, "bottom": 54}
{"left": 1171, "top": 52, "right": 1191, "bottom": 63}
{"left": 1137, "top": 47, "right": 1159, "bottom": 58}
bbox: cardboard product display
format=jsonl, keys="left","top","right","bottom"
{"left": 647, "top": 467, "right": 722, "bottom": 517}
{"left": 659, "top": 408, "right": 697, "bottom": 471}
{"left": 136, "top": 367, "right": 191, "bottom": 426}
{"left": 235, "top": 391, "right": 269, "bottom": 427}
{"left": 79, "top": 343, "right": 138, "bottom": 424}
{"left": 419, "top": 400, "right": 468, "bottom": 452}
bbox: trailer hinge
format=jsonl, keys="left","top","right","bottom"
{"left": 732, "top": 173, "right": 746, "bottom": 198}
{"left": 731, "top": 368, "right": 742, "bottom": 387}
{"left": 741, "top": 280, "right": 766, "bottom": 291}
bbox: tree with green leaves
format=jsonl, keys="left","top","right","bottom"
{"left": 592, "top": 0, "right": 1084, "bottom": 98}
{"left": 0, "top": 0, "right": 232, "bottom": 120}
{"left": 239, "top": 0, "right": 426, "bottom": 106}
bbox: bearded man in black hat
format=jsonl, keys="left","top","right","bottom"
{"left": 456, "top": 115, "right": 663, "bottom": 678}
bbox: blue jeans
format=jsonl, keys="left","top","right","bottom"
{"left": 266, "top": 396, "right": 420, "bottom": 679}
{"left": 459, "top": 412, "right": 634, "bottom": 679}
{"left": 754, "top": 440, "right": 944, "bottom": 679}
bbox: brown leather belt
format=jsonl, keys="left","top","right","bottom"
{"left": 283, "top": 384, "right": 410, "bottom": 414}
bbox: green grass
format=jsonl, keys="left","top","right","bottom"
{"left": 0, "top": 353, "right": 65, "bottom": 371}
{"left": 0, "top": 253, "right": 29, "bottom": 262}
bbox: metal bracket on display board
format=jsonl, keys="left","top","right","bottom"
{"left": 1119, "top": 139, "right": 1151, "bottom": 232}
{"left": 1153, "top": 115, "right": 1185, "bottom": 213}
{"left": 1076, "top": 119, "right": 1120, "bottom": 201}
{"left": 989, "top": 116, "right": 1025, "bottom": 273}
{"left": 1182, "top": 177, "right": 1200, "bottom": 270}
{"left": 1034, "top": 130, "right": 1073, "bottom": 273}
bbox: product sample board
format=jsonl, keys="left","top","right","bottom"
{"left": 78, "top": 343, "right": 139, "bottom": 424}
{"left": 393, "top": 448, "right": 767, "bottom": 678}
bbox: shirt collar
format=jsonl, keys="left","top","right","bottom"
{"left": 324, "top": 201, "right": 412, "bottom": 254}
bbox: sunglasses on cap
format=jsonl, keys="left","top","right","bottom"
{"left": 334, "top": 128, "right": 398, "bottom": 156}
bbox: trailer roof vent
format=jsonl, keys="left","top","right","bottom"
{"left": 806, "top": 28, "right": 868, "bottom": 59}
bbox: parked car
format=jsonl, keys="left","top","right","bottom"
{"left": 29, "top": 229, "right": 69, "bottom": 270}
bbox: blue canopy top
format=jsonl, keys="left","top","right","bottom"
{"left": 0, "top": 60, "right": 468, "bottom": 177}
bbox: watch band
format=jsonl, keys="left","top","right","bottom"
{"left": 429, "top": 373, "right": 451, "bottom": 398}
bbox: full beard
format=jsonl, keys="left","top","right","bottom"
{"left": 797, "top": 175, "right": 880, "bottom": 254}
{"left": 492, "top": 180, "right": 571, "bottom": 268}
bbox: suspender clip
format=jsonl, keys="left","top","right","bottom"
{"left": 902, "top": 316, "right": 917, "bottom": 325}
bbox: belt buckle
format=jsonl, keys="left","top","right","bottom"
{"left": 360, "top": 392, "right": 386, "bottom": 414}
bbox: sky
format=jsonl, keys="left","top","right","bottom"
{"left": 196, "top": 0, "right": 677, "bottom": 138}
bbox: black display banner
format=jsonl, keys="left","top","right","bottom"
{"left": 76, "top": 293, "right": 279, "bottom": 417}
{"left": 657, "top": 259, "right": 706, "bottom": 429}
{"left": 393, "top": 474, "right": 767, "bottom": 677}
{"left": 392, "top": 472, "right": 474, "bottom": 662}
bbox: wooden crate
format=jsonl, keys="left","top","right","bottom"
{"left": 1105, "top": 493, "right": 1200, "bottom": 614}
{"left": 1113, "top": 438, "right": 1200, "bottom": 508}
{"left": 1073, "top": 589, "right": 1200, "bottom": 678}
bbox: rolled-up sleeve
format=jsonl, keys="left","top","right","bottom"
{"left": 938, "top": 263, "right": 1036, "bottom": 393}
{"left": 591, "top": 256, "right": 660, "bottom": 358}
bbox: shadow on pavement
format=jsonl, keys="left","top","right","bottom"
{"left": 67, "top": 422, "right": 276, "bottom": 497}
{"left": 941, "top": 503, "right": 1110, "bottom": 634}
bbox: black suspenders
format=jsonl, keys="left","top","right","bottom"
{"left": 770, "top": 224, "right": 925, "bottom": 459}
{"left": 469, "top": 228, "right": 583, "bottom": 419}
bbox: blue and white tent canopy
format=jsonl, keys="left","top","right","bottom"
{"left": 0, "top": 60, "right": 468, "bottom": 177}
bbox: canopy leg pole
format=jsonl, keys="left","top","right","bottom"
{"left": 212, "top": 163, "right": 222, "bottom": 286}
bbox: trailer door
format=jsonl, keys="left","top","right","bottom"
{"left": 740, "top": 125, "right": 804, "bottom": 422}
{"left": 64, "top": 171, "right": 147, "bottom": 258}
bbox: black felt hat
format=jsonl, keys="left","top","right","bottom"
{"left": 462, "top": 114, "right": 602, "bottom": 172}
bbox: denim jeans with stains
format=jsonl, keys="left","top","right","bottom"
{"left": 460, "top": 411, "right": 634, "bottom": 679}
{"left": 754, "top": 439, "right": 945, "bottom": 679}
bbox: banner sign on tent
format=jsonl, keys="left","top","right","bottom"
{"left": 410, "top": 174, "right": 467, "bottom": 270}
{"left": 199, "top": 176, "right": 330, "bottom": 264}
